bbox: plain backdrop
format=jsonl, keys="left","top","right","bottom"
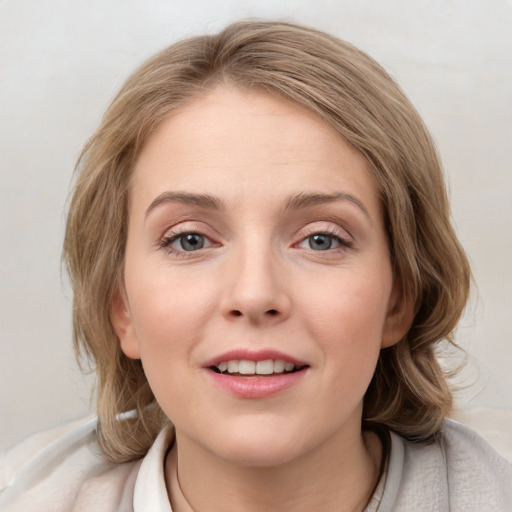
{"left": 1, "top": 0, "right": 511, "bottom": 452}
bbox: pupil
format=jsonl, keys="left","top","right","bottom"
{"left": 181, "top": 233, "right": 204, "bottom": 251}
{"left": 309, "top": 234, "right": 332, "bottom": 251}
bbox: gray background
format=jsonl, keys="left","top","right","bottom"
{"left": 1, "top": 0, "right": 511, "bottom": 451}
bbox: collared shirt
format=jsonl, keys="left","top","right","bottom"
{"left": 1, "top": 417, "right": 511, "bottom": 511}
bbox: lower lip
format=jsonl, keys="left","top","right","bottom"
{"left": 205, "top": 369, "right": 308, "bottom": 399}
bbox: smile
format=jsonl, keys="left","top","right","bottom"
{"left": 204, "top": 350, "right": 309, "bottom": 398}
{"left": 211, "top": 359, "right": 303, "bottom": 376}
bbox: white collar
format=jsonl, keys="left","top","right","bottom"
{"left": 133, "top": 427, "right": 175, "bottom": 512}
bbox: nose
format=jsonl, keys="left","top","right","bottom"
{"left": 220, "top": 243, "right": 291, "bottom": 325}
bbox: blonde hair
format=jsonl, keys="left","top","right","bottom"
{"left": 63, "top": 20, "right": 471, "bottom": 463}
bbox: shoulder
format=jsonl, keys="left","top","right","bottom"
{"left": 0, "top": 417, "right": 141, "bottom": 512}
{"left": 441, "top": 419, "right": 512, "bottom": 506}
{"left": 379, "top": 419, "right": 512, "bottom": 512}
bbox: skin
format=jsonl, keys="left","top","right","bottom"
{"left": 111, "top": 85, "right": 413, "bottom": 511}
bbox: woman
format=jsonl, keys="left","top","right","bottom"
{"left": 1, "top": 20, "right": 511, "bottom": 511}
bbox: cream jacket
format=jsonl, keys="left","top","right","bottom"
{"left": 1, "top": 418, "right": 511, "bottom": 511}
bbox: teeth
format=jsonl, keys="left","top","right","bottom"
{"left": 256, "top": 360, "right": 274, "bottom": 375}
{"left": 284, "top": 362, "right": 295, "bottom": 372}
{"left": 274, "top": 359, "right": 285, "bottom": 373}
{"left": 227, "top": 360, "right": 239, "bottom": 373}
{"left": 214, "top": 359, "right": 299, "bottom": 375}
{"left": 239, "top": 360, "right": 256, "bottom": 374}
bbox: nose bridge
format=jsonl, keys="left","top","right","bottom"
{"left": 222, "top": 231, "right": 290, "bottom": 322}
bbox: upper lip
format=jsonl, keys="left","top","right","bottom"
{"left": 202, "top": 348, "right": 308, "bottom": 368}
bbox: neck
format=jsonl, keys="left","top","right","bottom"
{"left": 166, "top": 426, "right": 383, "bottom": 512}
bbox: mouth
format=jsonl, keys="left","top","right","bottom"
{"left": 209, "top": 359, "right": 308, "bottom": 376}
{"left": 204, "top": 352, "right": 309, "bottom": 398}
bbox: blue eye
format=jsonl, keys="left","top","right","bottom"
{"left": 161, "top": 232, "right": 211, "bottom": 253}
{"left": 178, "top": 233, "right": 205, "bottom": 251}
{"left": 297, "top": 231, "right": 350, "bottom": 251}
{"left": 307, "top": 234, "right": 337, "bottom": 251}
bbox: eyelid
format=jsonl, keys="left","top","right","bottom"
{"left": 160, "top": 220, "right": 217, "bottom": 239}
{"left": 158, "top": 221, "right": 220, "bottom": 255}
{"left": 292, "top": 221, "right": 355, "bottom": 254}
{"left": 298, "top": 222, "right": 353, "bottom": 243}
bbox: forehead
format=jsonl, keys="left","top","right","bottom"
{"left": 130, "top": 85, "right": 380, "bottom": 218}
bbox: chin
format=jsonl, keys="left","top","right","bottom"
{"left": 217, "top": 439, "right": 305, "bottom": 468}
{"left": 200, "top": 420, "right": 316, "bottom": 468}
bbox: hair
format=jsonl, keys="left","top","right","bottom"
{"left": 63, "top": 20, "right": 471, "bottom": 463}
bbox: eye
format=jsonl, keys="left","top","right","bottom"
{"left": 177, "top": 233, "right": 206, "bottom": 251}
{"left": 161, "top": 232, "right": 213, "bottom": 253}
{"left": 302, "top": 234, "right": 339, "bottom": 251}
{"left": 296, "top": 231, "right": 352, "bottom": 252}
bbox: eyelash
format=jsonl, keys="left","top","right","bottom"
{"left": 159, "top": 230, "right": 214, "bottom": 256}
{"left": 297, "top": 226, "right": 353, "bottom": 251}
{"left": 158, "top": 225, "right": 353, "bottom": 256}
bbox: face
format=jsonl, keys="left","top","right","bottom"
{"left": 112, "top": 85, "right": 411, "bottom": 467}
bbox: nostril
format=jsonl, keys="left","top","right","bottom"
{"left": 227, "top": 309, "right": 280, "bottom": 318}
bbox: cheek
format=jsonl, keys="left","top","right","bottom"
{"left": 297, "top": 267, "right": 392, "bottom": 338}
{"left": 125, "top": 264, "right": 220, "bottom": 358}
{"left": 124, "top": 269, "right": 220, "bottom": 420}
{"left": 295, "top": 266, "right": 392, "bottom": 381}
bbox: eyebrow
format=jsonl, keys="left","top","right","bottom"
{"left": 145, "top": 191, "right": 225, "bottom": 219}
{"left": 145, "top": 190, "right": 370, "bottom": 222}
{"left": 282, "top": 192, "right": 371, "bottom": 220}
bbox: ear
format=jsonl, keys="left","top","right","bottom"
{"left": 110, "top": 289, "right": 141, "bottom": 359}
{"left": 381, "top": 279, "right": 415, "bottom": 349}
